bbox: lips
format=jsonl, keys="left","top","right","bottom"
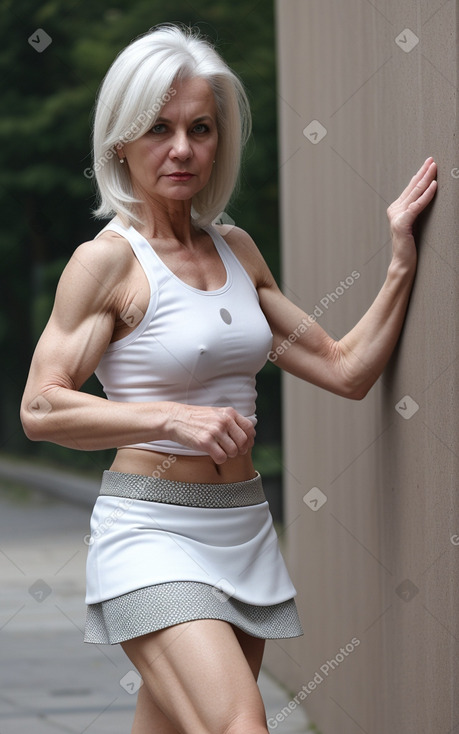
{"left": 167, "top": 172, "right": 194, "bottom": 181}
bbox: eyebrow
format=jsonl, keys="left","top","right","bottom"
{"left": 154, "top": 115, "right": 214, "bottom": 124}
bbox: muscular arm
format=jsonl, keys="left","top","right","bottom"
{"left": 259, "top": 259, "right": 416, "bottom": 400}
{"left": 21, "top": 238, "right": 254, "bottom": 460}
{"left": 21, "top": 237, "right": 158, "bottom": 450}
{"left": 226, "top": 158, "right": 437, "bottom": 399}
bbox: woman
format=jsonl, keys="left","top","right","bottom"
{"left": 20, "top": 24, "right": 437, "bottom": 734}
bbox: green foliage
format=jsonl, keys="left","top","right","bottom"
{"left": 307, "top": 723, "right": 324, "bottom": 733}
{"left": 0, "top": 0, "right": 281, "bottom": 467}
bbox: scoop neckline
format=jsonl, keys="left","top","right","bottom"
{"left": 130, "top": 223, "right": 232, "bottom": 296}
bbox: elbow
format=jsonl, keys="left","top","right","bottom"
{"left": 20, "top": 408, "right": 42, "bottom": 442}
{"left": 334, "top": 354, "right": 373, "bottom": 400}
{"left": 331, "top": 342, "right": 371, "bottom": 401}
{"left": 348, "top": 386, "right": 370, "bottom": 401}
{"left": 20, "top": 417, "right": 38, "bottom": 442}
{"left": 20, "top": 395, "right": 53, "bottom": 442}
{"left": 339, "top": 378, "right": 371, "bottom": 401}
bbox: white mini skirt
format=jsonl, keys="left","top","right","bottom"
{"left": 84, "top": 470, "right": 303, "bottom": 644}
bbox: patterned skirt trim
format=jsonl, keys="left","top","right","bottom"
{"left": 84, "top": 470, "right": 303, "bottom": 644}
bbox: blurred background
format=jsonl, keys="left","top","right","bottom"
{"left": 0, "top": 0, "right": 284, "bottom": 505}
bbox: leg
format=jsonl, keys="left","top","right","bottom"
{"left": 121, "top": 619, "right": 268, "bottom": 734}
{"left": 128, "top": 624, "right": 266, "bottom": 734}
{"left": 232, "top": 625, "right": 265, "bottom": 680}
{"left": 129, "top": 682, "right": 180, "bottom": 734}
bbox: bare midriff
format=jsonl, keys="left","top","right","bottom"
{"left": 109, "top": 447, "right": 257, "bottom": 484}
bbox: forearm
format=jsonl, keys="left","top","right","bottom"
{"left": 20, "top": 385, "right": 255, "bottom": 462}
{"left": 21, "top": 386, "right": 173, "bottom": 451}
{"left": 336, "top": 157, "right": 438, "bottom": 399}
{"left": 338, "top": 246, "right": 416, "bottom": 398}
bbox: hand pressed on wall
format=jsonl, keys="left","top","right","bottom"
{"left": 386, "top": 157, "right": 438, "bottom": 267}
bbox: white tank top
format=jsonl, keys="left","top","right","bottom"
{"left": 93, "top": 218, "right": 273, "bottom": 455}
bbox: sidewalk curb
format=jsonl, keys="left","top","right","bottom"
{"left": 0, "top": 456, "right": 100, "bottom": 508}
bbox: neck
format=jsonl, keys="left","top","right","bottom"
{"left": 130, "top": 191, "right": 200, "bottom": 245}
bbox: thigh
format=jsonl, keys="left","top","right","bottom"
{"left": 121, "top": 619, "right": 268, "bottom": 734}
{"left": 130, "top": 683, "right": 180, "bottom": 734}
{"left": 232, "top": 625, "right": 265, "bottom": 680}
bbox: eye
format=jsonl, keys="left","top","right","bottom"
{"left": 192, "top": 123, "right": 210, "bottom": 134}
{"left": 150, "top": 123, "right": 167, "bottom": 134}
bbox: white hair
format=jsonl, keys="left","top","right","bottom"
{"left": 91, "top": 24, "right": 252, "bottom": 227}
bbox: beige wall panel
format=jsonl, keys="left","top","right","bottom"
{"left": 266, "top": 1, "right": 459, "bottom": 732}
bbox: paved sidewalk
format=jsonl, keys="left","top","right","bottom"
{"left": 0, "top": 463, "right": 312, "bottom": 733}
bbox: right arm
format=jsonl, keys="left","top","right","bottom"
{"left": 20, "top": 238, "right": 253, "bottom": 463}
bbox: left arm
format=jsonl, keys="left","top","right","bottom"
{"left": 337, "top": 157, "right": 438, "bottom": 397}
{"left": 260, "top": 252, "right": 417, "bottom": 400}
{"left": 230, "top": 157, "right": 437, "bottom": 399}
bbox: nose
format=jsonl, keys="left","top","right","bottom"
{"left": 169, "top": 130, "right": 192, "bottom": 161}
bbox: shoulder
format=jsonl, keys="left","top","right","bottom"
{"left": 55, "top": 230, "right": 136, "bottom": 315}
{"left": 62, "top": 230, "right": 134, "bottom": 293}
{"left": 212, "top": 224, "right": 275, "bottom": 290}
{"left": 70, "top": 230, "right": 134, "bottom": 281}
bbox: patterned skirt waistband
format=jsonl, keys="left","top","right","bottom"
{"left": 99, "top": 470, "right": 266, "bottom": 509}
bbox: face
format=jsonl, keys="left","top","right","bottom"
{"left": 118, "top": 77, "right": 219, "bottom": 205}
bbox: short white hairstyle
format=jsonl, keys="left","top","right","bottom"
{"left": 92, "top": 24, "right": 252, "bottom": 227}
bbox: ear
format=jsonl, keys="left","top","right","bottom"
{"left": 115, "top": 143, "right": 125, "bottom": 161}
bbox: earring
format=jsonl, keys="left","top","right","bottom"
{"left": 119, "top": 158, "right": 125, "bottom": 164}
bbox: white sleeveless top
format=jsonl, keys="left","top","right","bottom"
{"left": 93, "top": 218, "right": 273, "bottom": 455}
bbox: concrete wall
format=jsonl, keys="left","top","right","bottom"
{"left": 264, "top": 1, "right": 459, "bottom": 732}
